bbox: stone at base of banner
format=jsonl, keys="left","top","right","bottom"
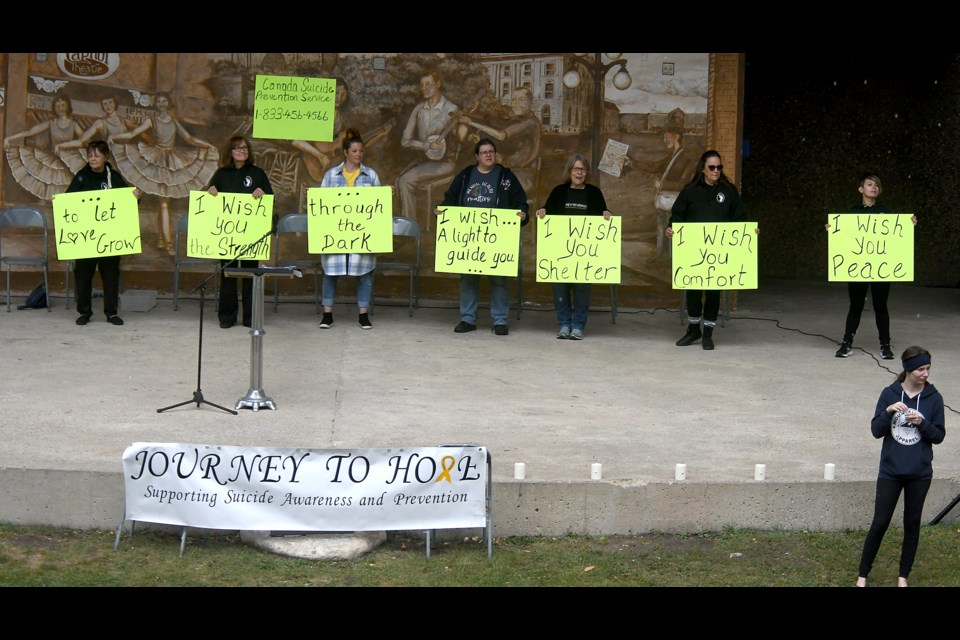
{"left": 240, "top": 530, "right": 387, "bottom": 560}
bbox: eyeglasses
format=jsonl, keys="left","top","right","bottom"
{"left": 478, "top": 150, "right": 496, "bottom": 156}
{"left": 571, "top": 167, "right": 587, "bottom": 173}
{"left": 232, "top": 146, "right": 249, "bottom": 152}
{"left": 706, "top": 164, "right": 723, "bottom": 171}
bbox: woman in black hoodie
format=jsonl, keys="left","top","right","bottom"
{"left": 66, "top": 140, "right": 141, "bottom": 326}
{"left": 856, "top": 346, "right": 945, "bottom": 587}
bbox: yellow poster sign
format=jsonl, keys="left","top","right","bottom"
{"left": 52, "top": 187, "right": 141, "bottom": 260}
{"left": 305, "top": 186, "right": 393, "bottom": 254}
{"left": 672, "top": 222, "right": 758, "bottom": 290}
{"left": 827, "top": 213, "right": 914, "bottom": 281}
{"left": 252, "top": 75, "right": 336, "bottom": 141}
{"left": 186, "top": 191, "right": 274, "bottom": 260}
{"left": 535, "top": 215, "right": 621, "bottom": 283}
{"left": 434, "top": 206, "right": 522, "bottom": 276}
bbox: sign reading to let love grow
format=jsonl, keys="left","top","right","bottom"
{"left": 827, "top": 213, "right": 914, "bottom": 281}
{"left": 672, "top": 222, "right": 758, "bottom": 289}
{"left": 305, "top": 186, "right": 393, "bottom": 253}
{"left": 434, "top": 206, "right": 522, "bottom": 276}
{"left": 121, "top": 443, "right": 488, "bottom": 532}
{"left": 186, "top": 191, "right": 274, "bottom": 260}
{"left": 536, "top": 215, "right": 621, "bottom": 283}
{"left": 252, "top": 75, "right": 336, "bottom": 142}
{"left": 52, "top": 187, "right": 141, "bottom": 260}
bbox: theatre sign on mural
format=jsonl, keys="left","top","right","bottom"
{"left": 0, "top": 53, "right": 721, "bottom": 304}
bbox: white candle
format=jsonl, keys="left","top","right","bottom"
{"left": 675, "top": 463, "right": 687, "bottom": 481}
{"left": 591, "top": 463, "right": 602, "bottom": 480}
{"left": 754, "top": 464, "right": 766, "bottom": 481}
{"left": 514, "top": 462, "right": 526, "bottom": 480}
{"left": 824, "top": 463, "right": 836, "bottom": 481}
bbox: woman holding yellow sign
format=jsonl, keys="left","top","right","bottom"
{"left": 666, "top": 150, "right": 747, "bottom": 351}
{"left": 318, "top": 128, "right": 383, "bottom": 330}
{"left": 206, "top": 135, "right": 274, "bottom": 329}
{"left": 535, "top": 154, "right": 612, "bottom": 340}
{"left": 67, "top": 140, "right": 142, "bottom": 326}
{"left": 108, "top": 92, "right": 218, "bottom": 256}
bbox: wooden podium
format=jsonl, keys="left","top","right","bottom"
{"left": 224, "top": 266, "right": 299, "bottom": 411}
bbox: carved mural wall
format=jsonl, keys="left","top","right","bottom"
{"left": 1, "top": 53, "right": 739, "bottom": 307}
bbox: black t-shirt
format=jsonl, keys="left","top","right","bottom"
{"left": 460, "top": 166, "right": 501, "bottom": 207}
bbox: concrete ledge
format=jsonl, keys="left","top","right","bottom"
{"left": 3, "top": 468, "right": 959, "bottom": 536}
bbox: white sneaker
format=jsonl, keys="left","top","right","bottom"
{"left": 570, "top": 328, "right": 584, "bottom": 340}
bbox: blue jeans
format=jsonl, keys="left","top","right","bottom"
{"left": 552, "top": 283, "right": 591, "bottom": 330}
{"left": 322, "top": 271, "right": 373, "bottom": 308}
{"left": 459, "top": 274, "right": 510, "bottom": 325}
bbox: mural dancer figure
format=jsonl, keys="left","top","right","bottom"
{"left": 436, "top": 137, "right": 529, "bottom": 336}
{"left": 397, "top": 71, "right": 459, "bottom": 229}
{"left": 108, "top": 92, "right": 218, "bottom": 255}
{"left": 535, "top": 154, "right": 612, "bottom": 340}
{"left": 318, "top": 128, "right": 386, "bottom": 331}
{"left": 4, "top": 95, "right": 84, "bottom": 200}
{"left": 856, "top": 346, "right": 945, "bottom": 588}
{"left": 56, "top": 94, "right": 134, "bottom": 173}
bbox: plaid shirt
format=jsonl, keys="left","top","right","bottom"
{"left": 318, "top": 162, "right": 381, "bottom": 275}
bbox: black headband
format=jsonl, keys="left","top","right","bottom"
{"left": 903, "top": 353, "right": 931, "bottom": 372}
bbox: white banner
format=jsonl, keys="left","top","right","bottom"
{"left": 122, "top": 443, "right": 488, "bottom": 532}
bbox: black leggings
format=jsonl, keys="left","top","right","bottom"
{"left": 858, "top": 476, "right": 931, "bottom": 579}
{"left": 844, "top": 282, "right": 891, "bottom": 344}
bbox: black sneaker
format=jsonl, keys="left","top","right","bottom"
{"left": 835, "top": 342, "right": 853, "bottom": 358}
{"left": 675, "top": 323, "right": 702, "bottom": 346}
{"left": 493, "top": 324, "right": 509, "bottom": 336}
{"left": 75, "top": 315, "right": 91, "bottom": 326}
{"left": 107, "top": 315, "right": 124, "bottom": 326}
{"left": 320, "top": 312, "right": 334, "bottom": 329}
{"left": 454, "top": 321, "right": 476, "bottom": 333}
{"left": 880, "top": 344, "right": 894, "bottom": 360}
{"left": 358, "top": 313, "right": 372, "bottom": 330}
{"left": 219, "top": 320, "right": 234, "bottom": 329}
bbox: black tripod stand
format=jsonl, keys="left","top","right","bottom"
{"left": 157, "top": 262, "right": 238, "bottom": 415}
{"left": 930, "top": 492, "right": 960, "bottom": 525}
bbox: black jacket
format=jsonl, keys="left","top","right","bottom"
{"left": 441, "top": 164, "right": 530, "bottom": 225}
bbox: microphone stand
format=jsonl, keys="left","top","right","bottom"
{"left": 156, "top": 222, "right": 276, "bottom": 415}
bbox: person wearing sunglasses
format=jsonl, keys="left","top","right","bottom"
{"left": 665, "top": 150, "right": 747, "bottom": 350}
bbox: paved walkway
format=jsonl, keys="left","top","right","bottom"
{"left": 2, "top": 278, "right": 959, "bottom": 532}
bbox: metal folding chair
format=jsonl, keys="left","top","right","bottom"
{"left": 273, "top": 213, "right": 322, "bottom": 313}
{"left": 375, "top": 216, "right": 421, "bottom": 317}
{"left": 0, "top": 206, "right": 50, "bottom": 312}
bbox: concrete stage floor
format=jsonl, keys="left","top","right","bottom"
{"left": 1, "top": 278, "right": 958, "bottom": 536}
